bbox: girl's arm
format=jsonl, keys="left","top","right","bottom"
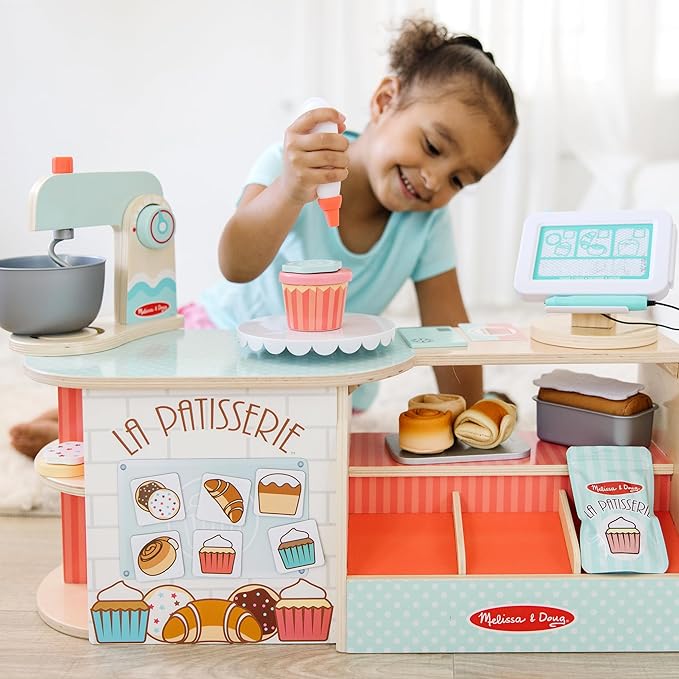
{"left": 414, "top": 269, "right": 484, "bottom": 406}
{"left": 218, "top": 108, "right": 348, "bottom": 283}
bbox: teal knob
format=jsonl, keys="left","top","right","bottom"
{"left": 136, "top": 204, "right": 175, "bottom": 249}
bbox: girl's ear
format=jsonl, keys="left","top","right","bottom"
{"left": 369, "top": 76, "right": 401, "bottom": 122}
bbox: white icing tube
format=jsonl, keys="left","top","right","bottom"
{"left": 301, "top": 97, "right": 343, "bottom": 227}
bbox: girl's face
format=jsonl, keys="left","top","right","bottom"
{"left": 366, "top": 79, "right": 510, "bottom": 212}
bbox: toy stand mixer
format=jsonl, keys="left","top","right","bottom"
{"left": 1, "top": 156, "right": 183, "bottom": 356}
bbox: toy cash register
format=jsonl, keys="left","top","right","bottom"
{"left": 514, "top": 210, "right": 676, "bottom": 348}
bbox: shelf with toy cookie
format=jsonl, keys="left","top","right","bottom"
{"left": 34, "top": 440, "right": 85, "bottom": 496}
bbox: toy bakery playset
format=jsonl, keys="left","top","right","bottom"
{"left": 5, "top": 156, "right": 679, "bottom": 653}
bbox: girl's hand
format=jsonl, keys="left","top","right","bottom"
{"left": 281, "top": 107, "right": 349, "bottom": 205}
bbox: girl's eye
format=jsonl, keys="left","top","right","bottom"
{"left": 451, "top": 176, "right": 464, "bottom": 190}
{"left": 425, "top": 138, "right": 440, "bottom": 156}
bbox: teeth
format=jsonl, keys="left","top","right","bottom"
{"left": 400, "top": 169, "right": 417, "bottom": 197}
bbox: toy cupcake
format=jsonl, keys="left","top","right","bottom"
{"left": 275, "top": 578, "right": 333, "bottom": 641}
{"left": 279, "top": 259, "right": 352, "bottom": 331}
{"left": 90, "top": 580, "right": 149, "bottom": 643}
{"left": 278, "top": 527, "right": 315, "bottom": 569}
{"left": 199, "top": 534, "right": 236, "bottom": 574}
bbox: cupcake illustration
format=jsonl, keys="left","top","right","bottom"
{"left": 199, "top": 534, "right": 236, "bottom": 574}
{"left": 275, "top": 578, "right": 333, "bottom": 641}
{"left": 606, "top": 516, "right": 640, "bottom": 554}
{"left": 278, "top": 527, "right": 315, "bottom": 569}
{"left": 258, "top": 473, "right": 302, "bottom": 516}
{"left": 90, "top": 581, "right": 149, "bottom": 643}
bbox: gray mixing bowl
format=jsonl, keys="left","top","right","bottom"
{"left": 0, "top": 255, "right": 105, "bottom": 335}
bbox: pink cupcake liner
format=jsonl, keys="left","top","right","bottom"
{"left": 283, "top": 285, "right": 348, "bottom": 331}
{"left": 199, "top": 551, "right": 235, "bottom": 574}
{"left": 607, "top": 532, "right": 640, "bottom": 554}
{"left": 275, "top": 604, "right": 333, "bottom": 641}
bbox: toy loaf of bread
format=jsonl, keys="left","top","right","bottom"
{"left": 537, "top": 388, "right": 652, "bottom": 416}
{"left": 204, "top": 479, "right": 244, "bottom": 523}
{"left": 162, "top": 598, "right": 263, "bottom": 643}
{"left": 454, "top": 398, "right": 517, "bottom": 449}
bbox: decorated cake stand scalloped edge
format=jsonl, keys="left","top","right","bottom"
{"left": 237, "top": 314, "right": 396, "bottom": 356}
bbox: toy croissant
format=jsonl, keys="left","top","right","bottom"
{"left": 162, "top": 599, "right": 262, "bottom": 643}
{"left": 454, "top": 398, "right": 517, "bottom": 449}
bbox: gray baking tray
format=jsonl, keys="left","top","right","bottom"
{"left": 385, "top": 433, "right": 531, "bottom": 465}
{"left": 534, "top": 396, "right": 657, "bottom": 447}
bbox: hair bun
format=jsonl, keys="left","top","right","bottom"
{"left": 449, "top": 35, "right": 495, "bottom": 63}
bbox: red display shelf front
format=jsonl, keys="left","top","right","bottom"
{"left": 658, "top": 512, "right": 679, "bottom": 573}
{"left": 348, "top": 513, "right": 458, "bottom": 576}
{"left": 463, "top": 512, "right": 572, "bottom": 575}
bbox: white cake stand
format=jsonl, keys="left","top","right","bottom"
{"left": 237, "top": 313, "right": 396, "bottom": 356}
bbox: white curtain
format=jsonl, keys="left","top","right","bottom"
{"left": 297, "top": 0, "right": 679, "bottom": 312}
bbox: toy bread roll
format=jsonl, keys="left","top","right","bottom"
{"left": 399, "top": 408, "right": 454, "bottom": 454}
{"left": 454, "top": 398, "right": 517, "bottom": 449}
{"left": 162, "top": 598, "right": 263, "bottom": 643}
{"left": 408, "top": 393, "right": 466, "bottom": 421}
{"left": 204, "top": 479, "right": 244, "bottom": 523}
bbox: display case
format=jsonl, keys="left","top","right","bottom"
{"left": 24, "top": 327, "right": 679, "bottom": 652}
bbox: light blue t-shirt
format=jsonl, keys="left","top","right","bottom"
{"left": 201, "top": 132, "right": 457, "bottom": 330}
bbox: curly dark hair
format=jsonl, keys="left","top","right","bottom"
{"left": 389, "top": 18, "right": 518, "bottom": 144}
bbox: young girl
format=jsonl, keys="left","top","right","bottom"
{"left": 11, "top": 17, "right": 517, "bottom": 457}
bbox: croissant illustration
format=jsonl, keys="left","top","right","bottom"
{"left": 204, "top": 478, "right": 244, "bottom": 523}
{"left": 162, "top": 599, "right": 262, "bottom": 643}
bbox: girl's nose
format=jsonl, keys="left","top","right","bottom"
{"left": 420, "top": 169, "right": 441, "bottom": 193}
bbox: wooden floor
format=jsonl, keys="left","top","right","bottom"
{"left": 2, "top": 517, "right": 679, "bottom": 679}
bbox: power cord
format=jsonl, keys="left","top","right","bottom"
{"left": 601, "top": 300, "right": 679, "bottom": 332}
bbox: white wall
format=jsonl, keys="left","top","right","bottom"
{"left": 1, "top": 0, "right": 337, "bottom": 312}
{"left": 5, "top": 1, "right": 678, "bottom": 323}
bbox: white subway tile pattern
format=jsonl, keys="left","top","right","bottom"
{"left": 83, "top": 386, "right": 340, "bottom": 643}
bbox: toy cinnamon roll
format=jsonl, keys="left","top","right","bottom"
{"left": 398, "top": 408, "right": 454, "bottom": 454}
{"left": 408, "top": 393, "right": 467, "bottom": 421}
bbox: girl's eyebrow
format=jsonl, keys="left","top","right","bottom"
{"left": 433, "top": 122, "right": 456, "bottom": 148}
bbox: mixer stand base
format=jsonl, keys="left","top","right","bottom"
{"left": 9, "top": 315, "right": 184, "bottom": 356}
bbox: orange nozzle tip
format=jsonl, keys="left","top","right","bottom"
{"left": 322, "top": 209, "right": 340, "bottom": 227}
{"left": 52, "top": 156, "right": 73, "bottom": 174}
{"left": 318, "top": 195, "right": 342, "bottom": 227}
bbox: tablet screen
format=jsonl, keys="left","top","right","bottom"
{"left": 533, "top": 223, "right": 652, "bottom": 280}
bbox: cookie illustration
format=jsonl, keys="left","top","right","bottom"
{"left": 143, "top": 585, "right": 194, "bottom": 641}
{"left": 135, "top": 480, "right": 166, "bottom": 512}
{"left": 229, "top": 584, "right": 280, "bottom": 640}
{"left": 148, "top": 489, "right": 181, "bottom": 520}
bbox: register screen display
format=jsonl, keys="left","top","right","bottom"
{"left": 533, "top": 223, "right": 653, "bottom": 280}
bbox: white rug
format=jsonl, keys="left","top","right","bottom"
{"left": 0, "top": 310, "right": 637, "bottom": 515}
{"left": 0, "top": 330, "right": 60, "bottom": 515}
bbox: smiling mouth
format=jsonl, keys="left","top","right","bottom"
{"left": 398, "top": 167, "right": 422, "bottom": 200}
